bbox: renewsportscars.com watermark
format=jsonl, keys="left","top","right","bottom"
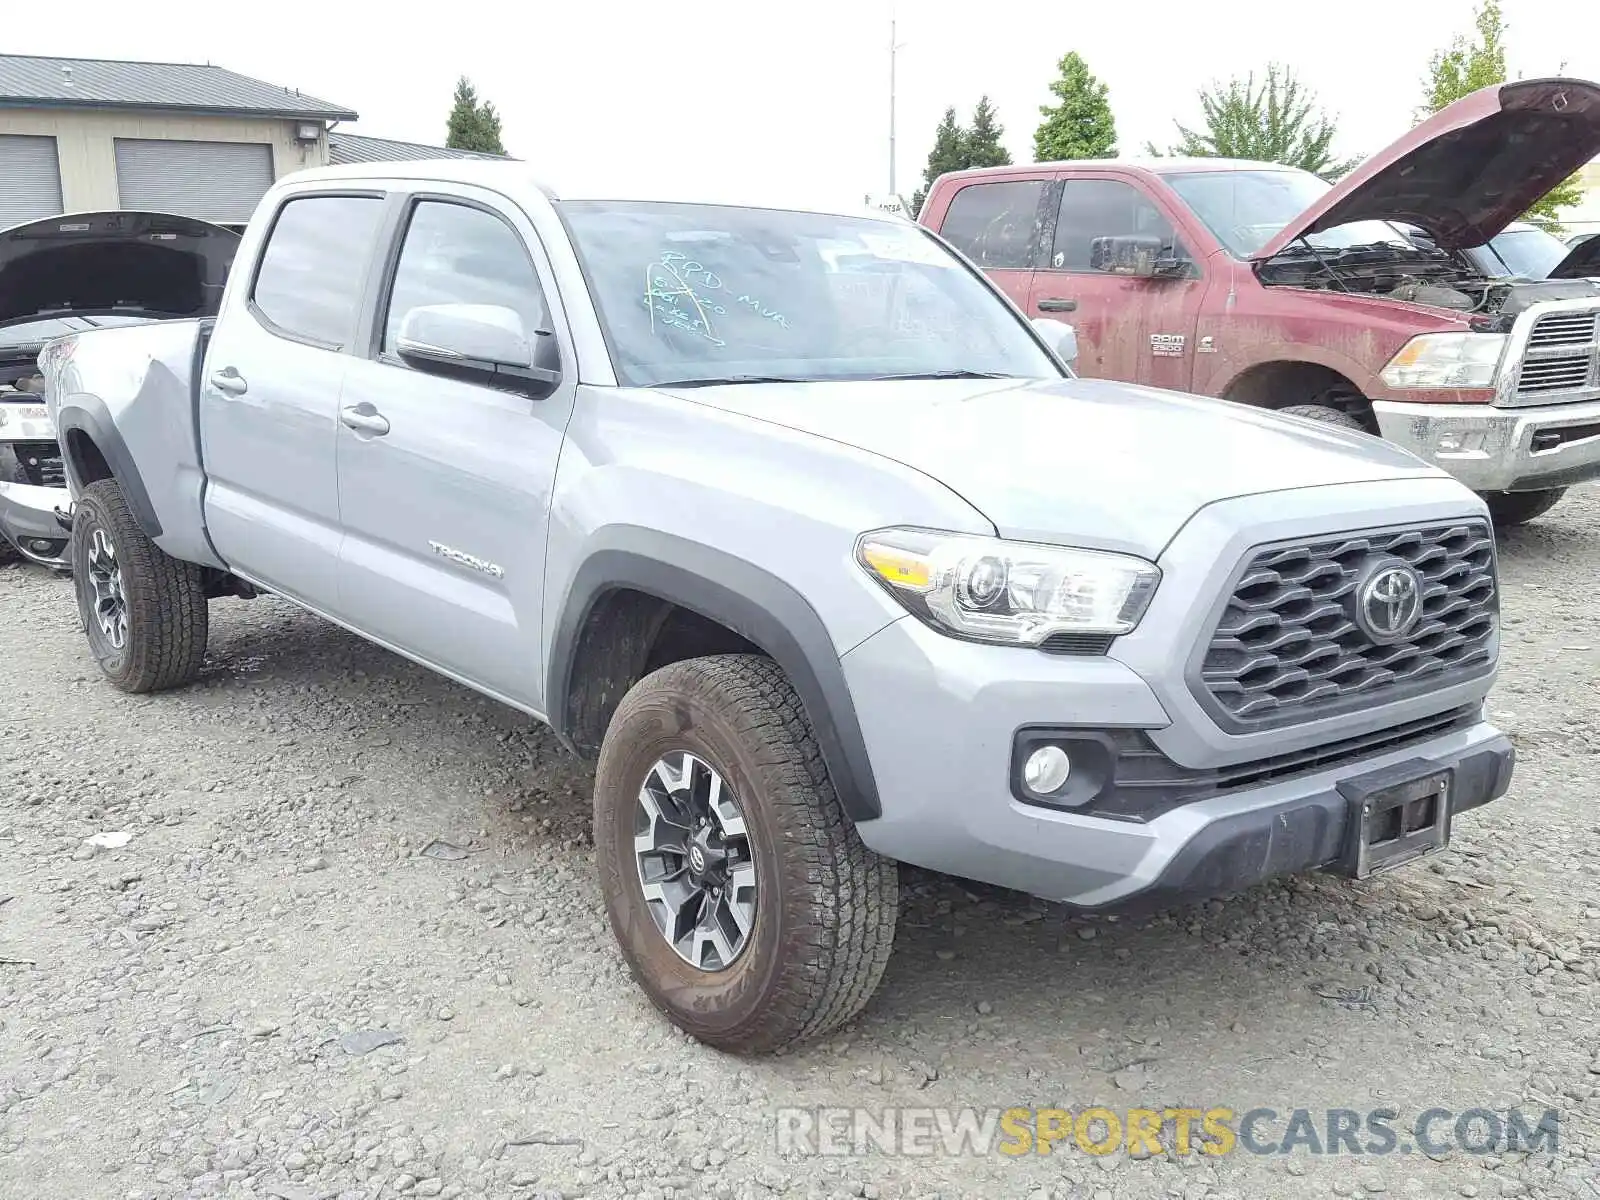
{"left": 776, "top": 1106, "right": 1562, "bottom": 1159}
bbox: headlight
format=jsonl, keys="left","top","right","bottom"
{"left": 1380, "top": 332, "right": 1506, "bottom": 389}
{"left": 855, "top": 527, "right": 1160, "bottom": 646}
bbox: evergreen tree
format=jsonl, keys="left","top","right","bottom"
{"left": 446, "top": 76, "right": 508, "bottom": 156}
{"left": 1033, "top": 52, "right": 1117, "bottom": 162}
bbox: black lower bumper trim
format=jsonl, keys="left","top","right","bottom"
{"left": 1106, "top": 735, "right": 1514, "bottom": 914}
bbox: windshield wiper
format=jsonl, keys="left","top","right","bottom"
{"left": 658, "top": 374, "right": 822, "bottom": 388}
{"left": 865, "top": 369, "right": 1016, "bottom": 381}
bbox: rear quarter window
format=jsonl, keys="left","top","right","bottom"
{"left": 251, "top": 195, "right": 385, "bottom": 348}
{"left": 936, "top": 180, "right": 1047, "bottom": 270}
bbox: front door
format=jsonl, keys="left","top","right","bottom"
{"left": 1029, "top": 176, "right": 1204, "bottom": 390}
{"left": 333, "top": 192, "right": 576, "bottom": 712}
{"left": 200, "top": 192, "right": 387, "bottom": 605}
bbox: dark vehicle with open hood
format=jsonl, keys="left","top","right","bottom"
{"left": 0, "top": 211, "right": 237, "bottom": 567}
{"left": 919, "top": 77, "right": 1600, "bottom": 528}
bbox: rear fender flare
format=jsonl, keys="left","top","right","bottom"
{"left": 54, "top": 399, "right": 163, "bottom": 538}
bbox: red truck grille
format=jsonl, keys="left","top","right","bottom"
{"left": 1196, "top": 521, "right": 1497, "bottom": 731}
{"left": 1511, "top": 309, "right": 1599, "bottom": 404}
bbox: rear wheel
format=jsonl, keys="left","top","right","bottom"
{"left": 70, "top": 479, "right": 208, "bottom": 692}
{"left": 1483, "top": 488, "right": 1565, "bottom": 528}
{"left": 594, "top": 653, "right": 898, "bottom": 1054}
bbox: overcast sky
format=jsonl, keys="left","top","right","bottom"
{"left": 20, "top": 0, "right": 1600, "bottom": 209}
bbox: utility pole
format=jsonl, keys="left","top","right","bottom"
{"left": 888, "top": 18, "right": 908, "bottom": 197}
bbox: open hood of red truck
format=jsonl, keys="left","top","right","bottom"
{"left": 0, "top": 210, "right": 239, "bottom": 332}
{"left": 1252, "top": 78, "right": 1600, "bottom": 260}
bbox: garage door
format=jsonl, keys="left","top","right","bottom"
{"left": 114, "top": 139, "right": 275, "bottom": 224}
{"left": 0, "top": 135, "right": 65, "bottom": 229}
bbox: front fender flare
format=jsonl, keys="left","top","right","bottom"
{"left": 547, "top": 536, "right": 883, "bottom": 823}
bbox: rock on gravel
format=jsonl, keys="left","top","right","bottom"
{"left": 5, "top": 492, "right": 1600, "bottom": 1198}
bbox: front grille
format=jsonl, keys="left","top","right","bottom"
{"left": 1512, "top": 309, "right": 1599, "bottom": 404}
{"left": 1196, "top": 521, "right": 1497, "bottom": 730}
{"left": 1527, "top": 311, "right": 1598, "bottom": 347}
{"left": 7, "top": 440, "right": 65, "bottom": 487}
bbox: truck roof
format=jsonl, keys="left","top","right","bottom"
{"left": 278, "top": 160, "right": 905, "bottom": 224}
{"left": 933, "top": 158, "right": 1300, "bottom": 185}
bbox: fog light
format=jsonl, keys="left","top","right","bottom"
{"left": 1023, "top": 745, "right": 1071, "bottom": 794}
{"left": 29, "top": 539, "right": 54, "bottom": 553}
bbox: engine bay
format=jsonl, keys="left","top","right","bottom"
{"left": 1254, "top": 239, "right": 1600, "bottom": 319}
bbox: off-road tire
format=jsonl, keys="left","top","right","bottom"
{"left": 1483, "top": 487, "right": 1566, "bottom": 528}
{"left": 71, "top": 479, "right": 208, "bottom": 693}
{"left": 1279, "top": 403, "right": 1368, "bottom": 433}
{"left": 594, "top": 653, "right": 898, "bottom": 1054}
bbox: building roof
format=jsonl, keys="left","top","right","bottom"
{"left": 0, "top": 54, "right": 356, "bottom": 120}
{"left": 328, "top": 131, "right": 509, "bottom": 166}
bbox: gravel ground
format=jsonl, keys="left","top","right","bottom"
{"left": 4, "top": 494, "right": 1600, "bottom": 1200}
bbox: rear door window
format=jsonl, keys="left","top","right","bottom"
{"left": 251, "top": 195, "right": 385, "bottom": 348}
{"left": 937, "top": 180, "right": 1048, "bottom": 269}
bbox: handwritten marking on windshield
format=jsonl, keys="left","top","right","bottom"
{"left": 645, "top": 252, "right": 791, "bottom": 346}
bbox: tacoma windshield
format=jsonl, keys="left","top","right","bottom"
{"left": 1164, "top": 168, "right": 1411, "bottom": 258}
{"left": 558, "top": 201, "right": 1061, "bottom": 388}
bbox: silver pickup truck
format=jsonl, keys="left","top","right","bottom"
{"left": 41, "top": 162, "right": 1514, "bottom": 1053}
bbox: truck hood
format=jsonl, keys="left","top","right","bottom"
{"left": 1551, "top": 233, "right": 1600, "bottom": 280}
{"left": 658, "top": 376, "right": 1445, "bottom": 557}
{"left": 0, "top": 210, "right": 239, "bottom": 332}
{"left": 1254, "top": 77, "right": 1600, "bottom": 259}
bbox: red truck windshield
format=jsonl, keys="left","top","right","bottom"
{"left": 1163, "top": 168, "right": 1411, "bottom": 258}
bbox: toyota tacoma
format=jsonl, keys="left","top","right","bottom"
{"left": 39, "top": 161, "right": 1513, "bottom": 1052}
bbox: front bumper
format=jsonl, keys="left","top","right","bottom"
{"left": 1373, "top": 396, "right": 1600, "bottom": 493}
{"left": 841, "top": 615, "right": 1513, "bottom": 909}
{"left": 0, "top": 479, "right": 70, "bottom": 568}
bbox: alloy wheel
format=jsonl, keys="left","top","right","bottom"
{"left": 634, "top": 751, "right": 758, "bottom": 971}
{"left": 85, "top": 527, "right": 128, "bottom": 650}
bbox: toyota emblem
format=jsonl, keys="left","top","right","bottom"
{"left": 1356, "top": 563, "right": 1423, "bottom": 642}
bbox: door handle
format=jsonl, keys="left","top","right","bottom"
{"left": 209, "top": 367, "right": 248, "bottom": 396}
{"left": 340, "top": 404, "right": 390, "bottom": 436}
{"left": 1037, "top": 297, "right": 1078, "bottom": 313}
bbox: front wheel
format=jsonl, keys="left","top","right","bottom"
{"left": 1483, "top": 488, "right": 1566, "bottom": 528}
{"left": 594, "top": 654, "right": 898, "bottom": 1054}
{"left": 71, "top": 479, "right": 209, "bottom": 692}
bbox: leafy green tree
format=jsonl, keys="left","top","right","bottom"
{"left": 913, "top": 106, "right": 968, "bottom": 215}
{"left": 1033, "top": 52, "right": 1117, "bottom": 162}
{"left": 1418, "top": 0, "right": 1580, "bottom": 230}
{"left": 965, "top": 95, "right": 1013, "bottom": 168}
{"left": 446, "top": 76, "right": 507, "bottom": 156}
{"left": 1146, "top": 64, "right": 1358, "bottom": 179}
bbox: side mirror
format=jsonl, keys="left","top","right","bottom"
{"left": 396, "top": 303, "right": 560, "bottom": 396}
{"left": 1031, "top": 317, "right": 1078, "bottom": 366}
{"left": 1089, "top": 234, "right": 1190, "bottom": 279}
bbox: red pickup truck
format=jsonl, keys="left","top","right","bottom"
{"left": 919, "top": 78, "right": 1600, "bottom": 526}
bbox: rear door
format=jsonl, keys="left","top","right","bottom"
{"left": 927, "top": 175, "right": 1053, "bottom": 310}
{"left": 1030, "top": 175, "right": 1205, "bottom": 389}
{"left": 199, "top": 191, "right": 387, "bottom": 606}
{"left": 332, "top": 188, "right": 577, "bottom": 711}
